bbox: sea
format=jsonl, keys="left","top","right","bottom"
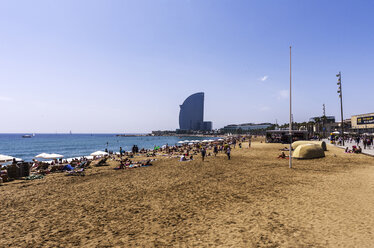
{"left": 0, "top": 134, "right": 217, "bottom": 162}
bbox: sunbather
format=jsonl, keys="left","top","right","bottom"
{"left": 278, "top": 152, "right": 287, "bottom": 159}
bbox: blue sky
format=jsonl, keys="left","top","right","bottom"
{"left": 0, "top": 0, "right": 373, "bottom": 133}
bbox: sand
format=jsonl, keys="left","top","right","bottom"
{"left": 1, "top": 139, "right": 374, "bottom": 247}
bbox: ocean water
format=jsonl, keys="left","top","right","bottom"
{"left": 0, "top": 134, "right": 215, "bottom": 162}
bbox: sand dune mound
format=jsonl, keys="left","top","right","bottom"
{"left": 292, "top": 140, "right": 327, "bottom": 151}
{"left": 293, "top": 143, "right": 325, "bottom": 159}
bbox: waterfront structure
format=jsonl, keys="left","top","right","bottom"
{"left": 178, "top": 92, "right": 212, "bottom": 132}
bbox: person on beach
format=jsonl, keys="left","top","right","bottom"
{"left": 357, "top": 146, "right": 362, "bottom": 153}
{"left": 201, "top": 147, "right": 206, "bottom": 161}
{"left": 213, "top": 145, "right": 218, "bottom": 156}
{"left": 226, "top": 147, "right": 231, "bottom": 160}
{"left": 119, "top": 147, "right": 123, "bottom": 157}
{"left": 278, "top": 152, "right": 286, "bottom": 158}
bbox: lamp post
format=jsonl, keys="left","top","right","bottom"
{"left": 322, "top": 104, "right": 326, "bottom": 138}
{"left": 289, "top": 46, "right": 292, "bottom": 169}
{"left": 336, "top": 72, "right": 344, "bottom": 146}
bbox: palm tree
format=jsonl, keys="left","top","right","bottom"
{"left": 314, "top": 117, "right": 321, "bottom": 134}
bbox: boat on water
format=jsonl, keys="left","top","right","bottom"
{"left": 22, "top": 135, "right": 32, "bottom": 138}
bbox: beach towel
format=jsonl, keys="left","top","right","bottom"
{"left": 63, "top": 164, "right": 74, "bottom": 171}
{"left": 25, "top": 174, "right": 44, "bottom": 180}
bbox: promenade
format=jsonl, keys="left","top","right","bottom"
{"left": 323, "top": 139, "right": 374, "bottom": 157}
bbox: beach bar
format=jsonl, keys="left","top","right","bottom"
{"left": 266, "top": 130, "right": 308, "bottom": 143}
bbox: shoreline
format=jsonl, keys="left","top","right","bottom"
{"left": 0, "top": 134, "right": 225, "bottom": 163}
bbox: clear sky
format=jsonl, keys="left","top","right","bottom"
{"left": 1, "top": 0, "right": 373, "bottom": 133}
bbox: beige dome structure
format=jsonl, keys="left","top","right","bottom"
{"left": 292, "top": 144, "right": 325, "bottom": 159}
{"left": 292, "top": 140, "right": 327, "bottom": 151}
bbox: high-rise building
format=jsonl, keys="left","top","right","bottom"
{"left": 178, "top": 92, "right": 212, "bottom": 131}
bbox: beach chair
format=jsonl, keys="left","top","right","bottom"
{"left": 66, "top": 168, "right": 85, "bottom": 176}
{"left": 96, "top": 157, "right": 109, "bottom": 167}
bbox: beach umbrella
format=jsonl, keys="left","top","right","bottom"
{"left": 90, "top": 151, "right": 108, "bottom": 156}
{"left": 35, "top": 153, "right": 63, "bottom": 159}
{"left": 35, "top": 153, "right": 49, "bottom": 158}
{"left": 0, "top": 154, "right": 14, "bottom": 163}
{"left": 332, "top": 131, "right": 340, "bottom": 134}
{"left": 188, "top": 143, "right": 193, "bottom": 145}
{"left": 46, "top": 153, "right": 64, "bottom": 159}
{"left": 183, "top": 140, "right": 190, "bottom": 143}
{"left": 177, "top": 141, "right": 184, "bottom": 144}
{"left": 218, "top": 138, "right": 224, "bottom": 141}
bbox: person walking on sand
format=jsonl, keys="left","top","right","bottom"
{"left": 248, "top": 138, "right": 251, "bottom": 148}
{"left": 213, "top": 145, "right": 218, "bottom": 156}
{"left": 226, "top": 147, "right": 231, "bottom": 160}
{"left": 201, "top": 147, "right": 206, "bottom": 161}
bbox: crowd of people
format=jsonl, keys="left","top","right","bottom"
{"left": 1, "top": 135, "right": 255, "bottom": 185}
{"left": 345, "top": 146, "right": 362, "bottom": 154}
{"left": 112, "top": 135, "right": 254, "bottom": 164}
{"left": 332, "top": 134, "right": 373, "bottom": 155}
{"left": 333, "top": 135, "right": 373, "bottom": 149}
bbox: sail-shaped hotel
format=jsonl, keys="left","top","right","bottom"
{"left": 178, "top": 92, "right": 212, "bottom": 131}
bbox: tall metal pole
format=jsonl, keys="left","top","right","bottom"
{"left": 289, "top": 46, "right": 292, "bottom": 168}
{"left": 339, "top": 72, "right": 345, "bottom": 146}
{"left": 323, "top": 104, "right": 326, "bottom": 138}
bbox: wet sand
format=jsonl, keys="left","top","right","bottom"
{"left": 1, "top": 140, "right": 374, "bottom": 247}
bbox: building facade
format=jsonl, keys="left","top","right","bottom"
{"left": 222, "top": 123, "right": 272, "bottom": 134}
{"left": 351, "top": 113, "right": 374, "bottom": 133}
{"left": 178, "top": 92, "right": 212, "bottom": 131}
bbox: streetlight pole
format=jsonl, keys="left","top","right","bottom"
{"left": 289, "top": 46, "right": 292, "bottom": 169}
{"left": 337, "top": 72, "right": 344, "bottom": 146}
{"left": 322, "top": 104, "right": 326, "bottom": 138}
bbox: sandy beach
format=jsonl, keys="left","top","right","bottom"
{"left": 1, "top": 138, "right": 374, "bottom": 247}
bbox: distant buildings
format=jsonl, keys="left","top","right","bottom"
{"left": 308, "top": 112, "right": 374, "bottom": 135}
{"left": 308, "top": 116, "right": 336, "bottom": 135}
{"left": 221, "top": 123, "right": 272, "bottom": 134}
{"left": 178, "top": 92, "right": 212, "bottom": 132}
{"left": 309, "top": 116, "right": 335, "bottom": 123}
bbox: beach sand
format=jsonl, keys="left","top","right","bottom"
{"left": 1, "top": 139, "right": 374, "bottom": 247}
